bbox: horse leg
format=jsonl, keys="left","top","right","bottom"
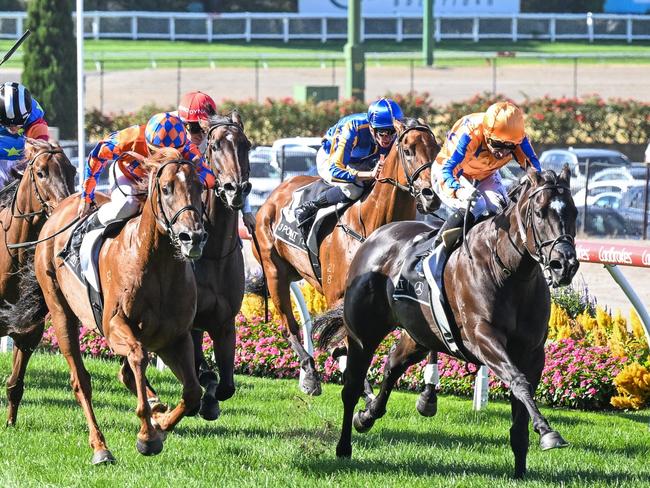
{"left": 5, "top": 324, "right": 44, "bottom": 426}
{"left": 510, "top": 392, "right": 530, "bottom": 479}
{"left": 52, "top": 310, "right": 114, "bottom": 464}
{"left": 337, "top": 338, "right": 377, "bottom": 458}
{"left": 189, "top": 328, "right": 220, "bottom": 421}
{"left": 266, "top": 265, "right": 320, "bottom": 396}
{"left": 211, "top": 319, "right": 236, "bottom": 402}
{"left": 106, "top": 315, "right": 164, "bottom": 457}
{"left": 354, "top": 338, "right": 429, "bottom": 433}
{"left": 117, "top": 358, "right": 163, "bottom": 411}
{"left": 475, "top": 329, "right": 567, "bottom": 476}
{"left": 150, "top": 332, "right": 202, "bottom": 433}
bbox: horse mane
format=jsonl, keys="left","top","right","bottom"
{"left": 206, "top": 113, "right": 235, "bottom": 127}
{"left": 134, "top": 147, "right": 184, "bottom": 194}
{"left": 402, "top": 117, "right": 422, "bottom": 129}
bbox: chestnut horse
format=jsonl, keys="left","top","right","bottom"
{"left": 190, "top": 111, "right": 251, "bottom": 419}
{"left": 26, "top": 148, "right": 207, "bottom": 464}
{"left": 254, "top": 118, "right": 441, "bottom": 395}
{"left": 0, "top": 139, "right": 76, "bottom": 426}
{"left": 316, "top": 165, "right": 579, "bottom": 478}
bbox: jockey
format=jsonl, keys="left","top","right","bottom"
{"left": 0, "top": 82, "right": 49, "bottom": 188}
{"left": 71, "top": 112, "right": 215, "bottom": 250}
{"left": 293, "top": 97, "right": 403, "bottom": 228}
{"left": 177, "top": 90, "right": 256, "bottom": 235}
{"left": 429, "top": 101, "right": 542, "bottom": 259}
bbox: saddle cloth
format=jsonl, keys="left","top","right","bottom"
{"left": 392, "top": 228, "right": 470, "bottom": 360}
{"left": 60, "top": 214, "right": 128, "bottom": 334}
{"left": 273, "top": 180, "right": 353, "bottom": 283}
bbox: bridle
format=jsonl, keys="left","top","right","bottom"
{"left": 11, "top": 148, "right": 64, "bottom": 220}
{"left": 507, "top": 175, "right": 575, "bottom": 280}
{"left": 377, "top": 125, "right": 436, "bottom": 200}
{"left": 204, "top": 121, "right": 252, "bottom": 208}
{"left": 151, "top": 159, "right": 203, "bottom": 246}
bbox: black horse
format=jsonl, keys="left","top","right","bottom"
{"left": 316, "top": 165, "right": 579, "bottom": 478}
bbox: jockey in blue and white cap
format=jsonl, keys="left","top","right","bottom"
{"left": 294, "top": 97, "right": 403, "bottom": 228}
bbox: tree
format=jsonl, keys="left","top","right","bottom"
{"left": 22, "top": 0, "right": 77, "bottom": 138}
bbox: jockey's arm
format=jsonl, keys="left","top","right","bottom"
{"left": 82, "top": 139, "right": 117, "bottom": 203}
{"left": 185, "top": 143, "right": 216, "bottom": 189}
{"left": 516, "top": 136, "right": 542, "bottom": 172}
{"left": 440, "top": 133, "right": 472, "bottom": 197}
{"left": 327, "top": 124, "right": 359, "bottom": 183}
{"left": 23, "top": 118, "right": 49, "bottom": 141}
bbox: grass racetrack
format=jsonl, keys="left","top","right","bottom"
{"left": 0, "top": 353, "right": 649, "bottom": 487}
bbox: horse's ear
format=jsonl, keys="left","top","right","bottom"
{"left": 231, "top": 110, "right": 244, "bottom": 129}
{"left": 205, "top": 102, "right": 216, "bottom": 117}
{"left": 417, "top": 117, "right": 427, "bottom": 127}
{"left": 559, "top": 163, "right": 571, "bottom": 185}
{"left": 199, "top": 117, "right": 210, "bottom": 134}
{"left": 526, "top": 163, "right": 542, "bottom": 185}
{"left": 393, "top": 118, "right": 405, "bottom": 134}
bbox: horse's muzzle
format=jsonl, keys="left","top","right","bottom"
{"left": 177, "top": 229, "right": 209, "bottom": 260}
{"left": 417, "top": 187, "right": 441, "bottom": 214}
{"left": 548, "top": 242, "right": 579, "bottom": 287}
{"left": 220, "top": 182, "right": 251, "bottom": 210}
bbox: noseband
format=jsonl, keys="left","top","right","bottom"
{"left": 514, "top": 177, "right": 575, "bottom": 278}
{"left": 152, "top": 159, "right": 203, "bottom": 244}
{"left": 379, "top": 125, "right": 435, "bottom": 199}
{"left": 12, "top": 148, "right": 64, "bottom": 219}
{"left": 205, "top": 121, "right": 251, "bottom": 207}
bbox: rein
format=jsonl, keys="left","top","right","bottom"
{"left": 11, "top": 149, "right": 64, "bottom": 220}
{"left": 377, "top": 125, "right": 434, "bottom": 199}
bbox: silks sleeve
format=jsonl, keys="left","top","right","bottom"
{"left": 440, "top": 132, "right": 472, "bottom": 193}
{"left": 328, "top": 122, "right": 358, "bottom": 183}
{"left": 517, "top": 136, "right": 542, "bottom": 172}
{"left": 82, "top": 136, "right": 120, "bottom": 203}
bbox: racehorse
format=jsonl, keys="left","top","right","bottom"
{"left": 254, "top": 118, "right": 441, "bottom": 395}
{"left": 25, "top": 148, "right": 207, "bottom": 464}
{"left": 189, "top": 111, "right": 251, "bottom": 419}
{"left": 316, "top": 165, "right": 579, "bottom": 478}
{"left": 0, "top": 139, "right": 76, "bottom": 426}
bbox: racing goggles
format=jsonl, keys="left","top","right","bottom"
{"left": 374, "top": 127, "right": 396, "bottom": 138}
{"left": 185, "top": 122, "right": 203, "bottom": 135}
{"left": 487, "top": 138, "right": 516, "bottom": 151}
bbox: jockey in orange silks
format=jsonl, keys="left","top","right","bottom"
{"left": 432, "top": 101, "right": 541, "bottom": 244}
{"left": 74, "top": 112, "right": 215, "bottom": 245}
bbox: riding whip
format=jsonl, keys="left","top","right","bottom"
{"left": 0, "top": 30, "right": 31, "bottom": 68}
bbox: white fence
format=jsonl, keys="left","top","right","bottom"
{"left": 1, "top": 11, "right": 650, "bottom": 43}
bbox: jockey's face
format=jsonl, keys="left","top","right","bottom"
{"left": 185, "top": 121, "right": 205, "bottom": 146}
{"left": 371, "top": 127, "right": 397, "bottom": 149}
{"left": 486, "top": 137, "right": 516, "bottom": 160}
{"left": 6, "top": 124, "right": 21, "bottom": 135}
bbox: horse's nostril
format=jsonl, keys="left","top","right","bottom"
{"left": 241, "top": 182, "right": 252, "bottom": 195}
{"left": 421, "top": 187, "right": 434, "bottom": 198}
{"left": 178, "top": 232, "right": 192, "bottom": 243}
{"left": 201, "top": 231, "right": 209, "bottom": 243}
{"left": 223, "top": 183, "right": 236, "bottom": 193}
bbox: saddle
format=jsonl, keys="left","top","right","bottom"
{"left": 273, "top": 180, "right": 356, "bottom": 283}
{"left": 59, "top": 212, "right": 129, "bottom": 334}
{"left": 392, "top": 225, "right": 472, "bottom": 361}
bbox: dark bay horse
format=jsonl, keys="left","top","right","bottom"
{"left": 316, "top": 166, "right": 579, "bottom": 478}
{"left": 254, "top": 118, "right": 441, "bottom": 395}
{"left": 190, "top": 111, "right": 251, "bottom": 419}
{"left": 0, "top": 139, "right": 76, "bottom": 426}
{"left": 24, "top": 148, "right": 207, "bottom": 464}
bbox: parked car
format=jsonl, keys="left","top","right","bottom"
{"left": 248, "top": 146, "right": 280, "bottom": 211}
{"left": 577, "top": 205, "right": 629, "bottom": 237}
{"left": 270, "top": 136, "right": 322, "bottom": 179}
{"left": 539, "top": 148, "right": 631, "bottom": 191}
{"left": 572, "top": 180, "right": 641, "bottom": 208}
{"left": 616, "top": 181, "right": 650, "bottom": 237}
{"left": 591, "top": 163, "right": 647, "bottom": 184}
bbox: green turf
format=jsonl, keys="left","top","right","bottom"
{"left": 0, "top": 353, "right": 648, "bottom": 487}
{"left": 1, "top": 39, "right": 649, "bottom": 70}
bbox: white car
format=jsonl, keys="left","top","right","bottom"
{"left": 572, "top": 179, "right": 641, "bottom": 208}
{"left": 269, "top": 136, "right": 323, "bottom": 179}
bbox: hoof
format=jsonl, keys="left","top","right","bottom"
{"left": 299, "top": 375, "right": 322, "bottom": 396}
{"left": 136, "top": 436, "right": 164, "bottom": 456}
{"left": 215, "top": 385, "right": 235, "bottom": 402}
{"left": 199, "top": 395, "right": 221, "bottom": 421}
{"left": 416, "top": 394, "right": 438, "bottom": 417}
{"left": 91, "top": 449, "right": 116, "bottom": 465}
{"left": 353, "top": 411, "right": 375, "bottom": 433}
{"left": 540, "top": 430, "right": 569, "bottom": 451}
{"left": 336, "top": 443, "right": 352, "bottom": 458}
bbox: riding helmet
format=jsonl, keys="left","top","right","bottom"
{"left": 178, "top": 91, "right": 217, "bottom": 123}
{"left": 367, "top": 98, "right": 403, "bottom": 130}
{"left": 482, "top": 101, "right": 526, "bottom": 144}
{"left": 0, "top": 82, "right": 32, "bottom": 126}
{"left": 145, "top": 112, "right": 188, "bottom": 149}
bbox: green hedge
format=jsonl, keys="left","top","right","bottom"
{"left": 86, "top": 92, "right": 650, "bottom": 148}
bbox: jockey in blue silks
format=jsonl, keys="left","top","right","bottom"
{"left": 294, "top": 97, "right": 404, "bottom": 227}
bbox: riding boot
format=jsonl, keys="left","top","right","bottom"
{"left": 294, "top": 193, "right": 330, "bottom": 229}
{"left": 426, "top": 210, "right": 476, "bottom": 286}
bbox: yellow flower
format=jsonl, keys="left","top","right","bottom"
{"left": 611, "top": 363, "right": 650, "bottom": 410}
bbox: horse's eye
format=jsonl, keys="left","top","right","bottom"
{"left": 212, "top": 141, "right": 221, "bottom": 151}
{"left": 161, "top": 185, "right": 171, "bottom": 196}
{"left": 36, "top": 170, "right": 45, "bottom": 178}
{"left": 403, "top": 148, "right": 412, "bottom": 157}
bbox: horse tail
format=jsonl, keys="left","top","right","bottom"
{"left": 313, "top": 304, "right": 351, "bottom": 351}
{"left": 0, "top": 253, "right": 47, "bottom": 334}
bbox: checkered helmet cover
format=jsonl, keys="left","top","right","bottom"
{"left": 145, "top": 112, "right": 187, "bottom": 149}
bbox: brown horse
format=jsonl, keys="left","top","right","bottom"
{"left": 21, "top": 148, "right": 207, "bottom": 464}
{"left": 0, "top": 139, "right": 76, "bottom": 426}
{"left": 254, "top": 118, "right": 441, "bottom": 395}
{"left": 190, "top": 111, "right": 251, "bottom": 419}
{"left": 315, "top": 165, "right": 579, "bottom": 478}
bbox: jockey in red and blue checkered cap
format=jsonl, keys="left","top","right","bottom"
{"left": 74, "top": 112, "right": 215, "bottom": 247}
